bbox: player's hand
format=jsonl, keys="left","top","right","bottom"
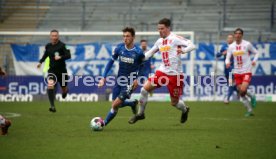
{"left": 54, "top": 56, "right": 61, "bottom": 61}
{"left": 222, "top": 50, "right": 227, "bottom": 55}
{"left": 37, "top": 63, "right": 41, "bottom": 69}
{"left": 98, "top": 78, "right": 105, "bottom": 88}
{"left": 226, "top": 63, "right": 231, "bottom": 69}
{"left": 251, "top": 61, "right": 256, "bottom": 66}
{"left": 132, "top": 80, "right": 138, "bottom": 90}
{"left": 177, "top": 46, "right": 184, "bottom": 54}
{"left": 0, "top": 70, "right": 6, "bottom": 76}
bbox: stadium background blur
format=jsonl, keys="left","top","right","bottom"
{"left": 1, "top": 1, "right": 276, "bottom": 159}
{"left": 0, "top": 0, "right": 275, "bottom": 102}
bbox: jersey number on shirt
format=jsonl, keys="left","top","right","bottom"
{"left": 236, "top": 56, "right": 243, "bottom": 68}
{"left": 162, "top": 52, "right": 170, "bottom": 66}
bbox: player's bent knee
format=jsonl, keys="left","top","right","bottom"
{"left": 170, "top": 99, "right": 179, "bottom": 106}
{"left": 47, "top": 79, "right": 55, "bottom": 88}
{"left": 240, "top": 86, "right": 247, "bottom": 95}
{"left": 240, "top": 89, "right": 247, "bottom": 97}
{"left": 144, "top": 81, "right": 154, "bottom": 92}
{"left": 141, "top": 87, "right": 149, "bottom": 96}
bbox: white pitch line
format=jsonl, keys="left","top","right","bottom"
{"left": 0, "top": 112, "right": 21, "bottom": 118}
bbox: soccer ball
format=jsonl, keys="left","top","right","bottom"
{"left": 90, "top": 117, "right": 105, "bottom": 131}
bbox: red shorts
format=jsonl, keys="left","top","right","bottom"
{"left": 148, "top": 70, "right": 184, "bottom": 99}
{"left": 234, "top": 73, "right": 252, "bottom": 85}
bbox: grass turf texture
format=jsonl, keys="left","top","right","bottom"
{"left": 0, "top": 101, "right": 276, "bottom": 159}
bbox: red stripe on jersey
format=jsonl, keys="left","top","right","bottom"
{"left": 163, "top": 39, "right": 168, "bottom": 45}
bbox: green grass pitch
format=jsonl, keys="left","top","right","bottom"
{"left": 0, "top": 101, "right": 276, "bottom": 159}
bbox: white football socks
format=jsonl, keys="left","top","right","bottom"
{"left": 246, "top": 91, "right": 254, "bottom": 98}
{"left": 176, "top": 100, "right": 187, "bottom": 113}
{"left": 138, "top": 87, "right": 149, "bottom": 114}
{"left": 241, "top": 97, "right": 252, "bottom": 112}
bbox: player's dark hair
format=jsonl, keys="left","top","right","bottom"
{"left": 122, "top": 27, "right": 135, "bottom": 37}
{"left": 158, "top": 18, "right": 171, "bottom": 27}
{"left": 234, "top": 28, "right": 243, "bottom": 35}
{"left": 50, "top": 29, "right": 59, "bottom": 34}
{"left": 140, "top": 39, "right": 147, "bottom": 43}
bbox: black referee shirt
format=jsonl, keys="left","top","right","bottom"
{"left": 39, "top": 40, "right": 71, "bottom": 73}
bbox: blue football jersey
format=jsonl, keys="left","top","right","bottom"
{"left": 112, "top": 43, "right": 145, "bottom": 83}
{"left": 217, "top": 43, "right": 234, "bottom": 75}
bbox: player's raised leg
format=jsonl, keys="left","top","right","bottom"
{"left": 60, "top": 73, "right": 69, "bottom": 99}
{"left": 171, "top": 97, "right": 189, "bottom": 123}
{"left": 104, "top": 98, "right": 123, "bottom": 126}
{"left": 167, "top": 74, "right": 189, "bottom": 124}
{"left": 238, "top": 81, "right": 253, "bottom": 117}
{"left": 128, "top": 80, "right": 155, "bottom": 124}
{"left": 246, "top": 90, "right": 257, "bottom": 108}
{"left": 47, "top": 74, "right": 57, "bottom": 112}
{"left": 119, "top": 99, "right": 139, "bottom": 114}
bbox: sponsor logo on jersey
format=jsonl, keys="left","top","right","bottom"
{"left": 159, "top": 46, "right": 171, "bottom": 52}
{"left": 120, "top": 56, "right": 134, "bottom": 64}
{"left": 233, "top": 51, "right": 245, "bottom": 56}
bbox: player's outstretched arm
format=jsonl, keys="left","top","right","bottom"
{"left": 144, "top": 45, "right": 158, "bottom": 61}
{"left": 249, "top": 43, "right": 259, "bottom": 66}
{"left": 98, "top": 59, "right": 115, "bottom": 88}
{"left": 0, "top": 67, "right": 6, "bottom": 76}
{"left": 38, "top": 47, "right": 48, "bottom": 67}
{"left": 225, "top": 48, "right": 232, "bottom": 69}
{"left": 175, "top": 37, "right": 195, "bottom": 54}
{"left": 181, "top": 41, "right": 196, "bottom": 54}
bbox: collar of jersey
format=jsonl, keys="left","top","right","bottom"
{"left": 124, "top": 45, "right": 135, "bottom": 51}
{"left": 163, "top": 32, "right": 173, "bottom": 39}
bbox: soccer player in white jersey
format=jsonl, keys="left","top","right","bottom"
{"left": 129, "top": 18, "right": 196, "bottom": 124}
{"left": 225, "top": 28, "right": 259, "bottom": 117}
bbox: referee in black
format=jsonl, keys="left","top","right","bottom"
{"left": 37, "top": 29, "right": 71, "bottom": 112}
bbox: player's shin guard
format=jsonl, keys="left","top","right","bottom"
{"left": 241, "top": 97, "right": 252, "bottom": 112}
{"left": 47, "top": 88, "right": 55, "bottom": 108}
{"left": 104, "top": 108, "right": 118, "bottom": 126}
{"left": 138, "top": 87, "right": 149, "bottom": 114}
{"left": 175, "top": 100, "right": 187, "bottom": 113}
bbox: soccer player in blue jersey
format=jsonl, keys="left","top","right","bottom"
{"left": 217, "top": 34, "right": 256, "bottom": 106}
{"left": 217, "top": 34, "right": 237, "bottom": 104}
{"left": 98, "top": 27, "right": 145, "bottom": 126}
{"left": 140, "top": 39, "right": 155, "bottom": 79}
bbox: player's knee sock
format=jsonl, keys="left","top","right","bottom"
{"left": 227, "top": 86, "right": 235, "bottom": 101}
{"left": 119, "top": 100, "right": 135, "bottom": 108}
{"left": 175, "top": 100, "right": 187, "bottom": 113}
{"left": 47, "top": 88, "right": 55, "bottom": 108}
{"left": 246, "top": 91, "right": 254, "bottom": 98}
{"left": 104, "top": 108, "right": 118, "bottom": 126}
{"left": 138, "top": 87, "right": 149, "bottom": 114}
{"left": 0, "top": 115, "right": 6, "bottom": 126}
{"left": 241, "top": 97, "right": 252, "bottom": 112}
